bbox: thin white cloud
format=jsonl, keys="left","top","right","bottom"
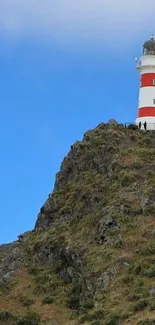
{"left": 0, "top": 0, "right": 155, "bottom": 49}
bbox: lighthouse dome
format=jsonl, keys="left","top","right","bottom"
{"left": 143, "top": 36, "right": 155, "bottom": 55}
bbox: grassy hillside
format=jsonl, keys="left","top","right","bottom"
{"left": 1, "top": 122, "right": 155, "bottom": 325}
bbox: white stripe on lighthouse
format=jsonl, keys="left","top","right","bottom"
{"left": 139, "top": 86, "right": 155, "bottom": 108}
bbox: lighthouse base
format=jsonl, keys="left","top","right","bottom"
{"left": 135, "top": 117, "right": 155, "bottom": 130}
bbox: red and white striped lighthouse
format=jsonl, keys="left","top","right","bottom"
{"left": 136, "top": 35, "right": 155, "bottom": 130}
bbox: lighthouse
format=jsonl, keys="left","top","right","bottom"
{"left": 136, "top": 35, "right": 155, "bottom": 130}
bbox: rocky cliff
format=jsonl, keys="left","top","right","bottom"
{"left": 1, "top": 121, "right": 155, "bottom": 325}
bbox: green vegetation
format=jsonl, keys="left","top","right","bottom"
{"left": 2, "top": 122, "right": 155, "bottom": 324}
{"left": 16, "top": 312, "right": 40, "bottom": 325}
{"left": 138, "top": 320, "right": 155, "bottom": 325}
{"left": 18, "top": 295, "right": 35, "bottom": 307}
{"left": 0, "top": 311, "right": 14, "bottom": 322}
{"left": 42, "top": 296, "right": 54, "bottom": 304}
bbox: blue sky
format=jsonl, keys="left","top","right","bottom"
{"left": 0, "top": 1, "right": 155, "bottom": 244}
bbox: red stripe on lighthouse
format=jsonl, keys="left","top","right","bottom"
{"left": 141, "top": 73, "right": 155, "bottom": 87}
{"left": 138, "top": 107, "right": 155, "bottom": 117}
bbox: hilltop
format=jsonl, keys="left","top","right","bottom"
{"left": 1, "top": 121, "right": 155, "bottom": 325}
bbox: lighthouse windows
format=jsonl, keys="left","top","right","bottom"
{"left": 153, "top": 79, "right": 155, "bottom": 85}
{"left": 153, "top": 99, "right": 155, "bottom": 105}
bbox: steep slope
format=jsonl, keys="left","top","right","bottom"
{"left": 1, "top": 121, "right": 155, "bottom": 325}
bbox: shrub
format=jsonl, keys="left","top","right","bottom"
{"left": 132, "top": 299, "right": 148, "bottom": 312}
{"left": 132, "top": 162, "right": 143, "bottom": 170}
{"left": 113, "top": 238, "right": 124, "bottom": 248}
{"left": 28, "top": 266, "right": 38, "bottom": 275}
{"left": 130, "top": 134, "right": 137, "bottom": 141}
{"left": 67, "top": 283, "right": 82, "bottom": 309}
{"left": 0, "top": 311, "right": 14, "bottom": 321}
{"left": 42, "top": 296, "right": 54, "bottom": 304}
{"left": 127, "top": 124, "right": 138, "bottom": 130}
{"left": 79, "top": 310, "right": 105, "bottom": 324}
{"left": 121, "top": 275, "right": 134, "bottom": 285}
{"left": 120, "top": 171, "right": 136, "bottom": 187}
{"left": 67, "top": 295, "right": 80, "bottom": 309}
{"left": 143, "top": 267, "right": 155, "bottom": 278}
{"left": 128, "top": 293, "right": 142, "bottom": 301}
{"left": 131, "top": 260, "right": 155, "bottom": 278}
{"left": 149, "top": 300, "right": 155, "bottom": 311}
{"left": 79, "top": 314, "right": 93, "bottom": 323}
{"left": 105, "top": 313, "right": 122, "bottom": 325}
{"left": 92, "top": 321, "right": 103, "bottom": 325}
{"left": 143, "top": 205, "right": 155, "bottom": 216}
{"left": 138, "top": 319, "right": 155, "bottom": 325}
{"left": 140, "top": 245, "right": 155, "bottom": 256}
{"left": 132, "top": 263, "right": 142, "bottom": 275}
{"left": 92, "top": 311, "right": 105, "bottom": 320}
{"left": 106, "top": 145, "right": 118, "bottom": 154}
{"left": 0, "top": 278, "right": 15, "bottom": 294}
{"left": 19, "top": 295, "right": 35, "bottom": 307}
{"left": 82, "top": 300, "right": 94, "bottom": 309}
{"left": 16, "top": 312, "right": 40, "bottom": 325}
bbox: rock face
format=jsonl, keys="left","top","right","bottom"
{"left": 2, "top": 122, "right": 155, "bottom": 324}
{"left": 0, "top": 242, "right": 24, "bottom": 280}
